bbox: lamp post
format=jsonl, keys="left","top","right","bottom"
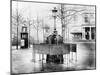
{"left": 52, "top": 7, "right": 58, "bottom": 31}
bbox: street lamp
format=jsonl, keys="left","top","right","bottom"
{"left": 52, "top": 7, "right": 58, "bottom": 31}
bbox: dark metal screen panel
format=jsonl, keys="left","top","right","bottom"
{"left": 33, "top": 44, "right": 71, "bottom": 55}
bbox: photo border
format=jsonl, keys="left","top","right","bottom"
{"left": 10, "top": 0, "right": 96, "bottom": 74}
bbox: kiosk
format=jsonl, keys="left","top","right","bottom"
{"left": 20, "top": 26, "right": 28, "bottom": 49}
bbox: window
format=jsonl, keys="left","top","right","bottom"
{"left": 22, "top": 27, "right": 27, "bottom": 32}
{"left": 84, "top": 16, "right": 89, "bottom": 23}
{"left": 91, "top": 27, "right": 96, "bottom": 40}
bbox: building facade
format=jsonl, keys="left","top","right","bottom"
{"left": 69, "top": 9, "right": 96, "bottom": 41}
{"left": 81, "top": 12, "right": 96, "bottom": 41}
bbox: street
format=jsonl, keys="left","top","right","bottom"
{"left": 12, "top": 42, "right": 96, "bottom": 74}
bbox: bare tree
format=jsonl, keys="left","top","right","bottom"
{"left": 57, "top": 4, "right": 86, "bottom": 41}
{"left": 12, "top": 9, "right": 24, "bottom": 49}
{"left": 31, "top": 16, "right": 43, "bottom": 44}
{"left": 25, "top": 18, "right": 33, "bottom": 47}
{"left": 42, "top": 24, "right": 50, "bottom": 42}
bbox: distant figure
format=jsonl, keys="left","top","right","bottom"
{"left": 85, "top": 31, "right": 89, "bottom": 40}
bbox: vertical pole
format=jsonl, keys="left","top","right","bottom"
{"left": 70, "top": 44, "right": 73, "bottom": 62}
{"left": 67, "top": 54, "right": 69, "bottom": 67}
{"left": 73, "top": 44, "right": 77, "bottom": 67}
{"left": 32, "top": 44, "right": 36, "bottom": 67}
{"left": 17, "top": 22, "right": 18, "bottom": 49}
{"left": 75, "top": 49, "right": 77, "bottom": 67}
{"left": 16, "top": 2, "right": 19, "bottom": 49}
{"left": 68, "top": 45, "right": 71, "bottom": 68}
{"left": 81, "top": 26, "right": 83, "bottom": 40}
{"left": 33, "top": 45, "right": 36, "bottom": 71}
{"left": 41, "top": 54, "right": 44, "bottom": 71}
{"left": 66, "top": 54, "right": 68, "bottom": 67}
{"left": 37, "top": 16, "right": 41, "bottom": 61}
{"left": 61, "top": 4, "right": 65, "bottom": 42}
{"left": 42, "top": 19, "right": 45, "bottom": 43}
{"left": 65, "top": 17, "right": 67, "bottom": 42}
{"left": 69, "top": 50, "right": 70, "bottom": 68}
{"left": 29, "top": 21, "right": 30, "bottom": 48}
{"left": 65, "top": 16, "right": 67, "bottom": 41}
{"left": 42, "top": 19, "right": 45, "bottom": 60}
{"left": 68, "top": 25, "right": 69, "bottom": 41}
{"left": 54, "top": 16, "right": 56, "bottom": 30}
{"left": 28, "top": 4, "right": 31, "bottom": 48}
{"left": 90, "top": 27, "right": 91, "bottom": 40}
{"left": 36, "top": 15, "right": 39, "bottom": 44}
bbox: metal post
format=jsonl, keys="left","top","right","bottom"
{"left": 70, "top": 45, "right": 73, "bottom": 62}
{"left": 33, "top": 45, "right": 36, "bottom": 71}
{"left": 67, "top": 54, "right": 69, "bottom": 67}
{"left": 75, "top": 50, "right": 77, "bottom": 67}
{"left": 32, "top": 45, "right": 36, "bottom": 62}
{"left": 54, "top": 16, "right": 56, "bottom": 30}
{"left": 41, "top": 54, "right": 44, "bottom": 71}
{"left": 29, "top": 22, "right": 30, "bottom": 48}
{"left": 42, "top": 19, "right": 45, "bottom": 43}
{"left": 37, "top": 27, "right": 39, "bottom": 43}
{"left": 37, "top": 28, "right": 39, "bottom": 61}
{"left": 17, "top": 24, "right": 18, "bottom": 49}
{"left": 16, "top": 2, "right": 19, "bottom": 49}
{"left": 28, "top": 4, "right": 32, "bottom": 48}
{"left": 90, "top": 27, "right": 91, "bottom": 40}
{"left": 61, "top": 4, "right": 65, "bottom": 43}
{"left": 52, "top": 7, "right": 57, "bottom": 31}
{"left": 68, "top": 26, "right": 69, "bottom": 41}
{"left": 36, "top": 16, "right": 41, "bottom": 61}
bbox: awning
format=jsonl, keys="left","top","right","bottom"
{"left": 71, "top": 32, "right": 82, "bottom": 35}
